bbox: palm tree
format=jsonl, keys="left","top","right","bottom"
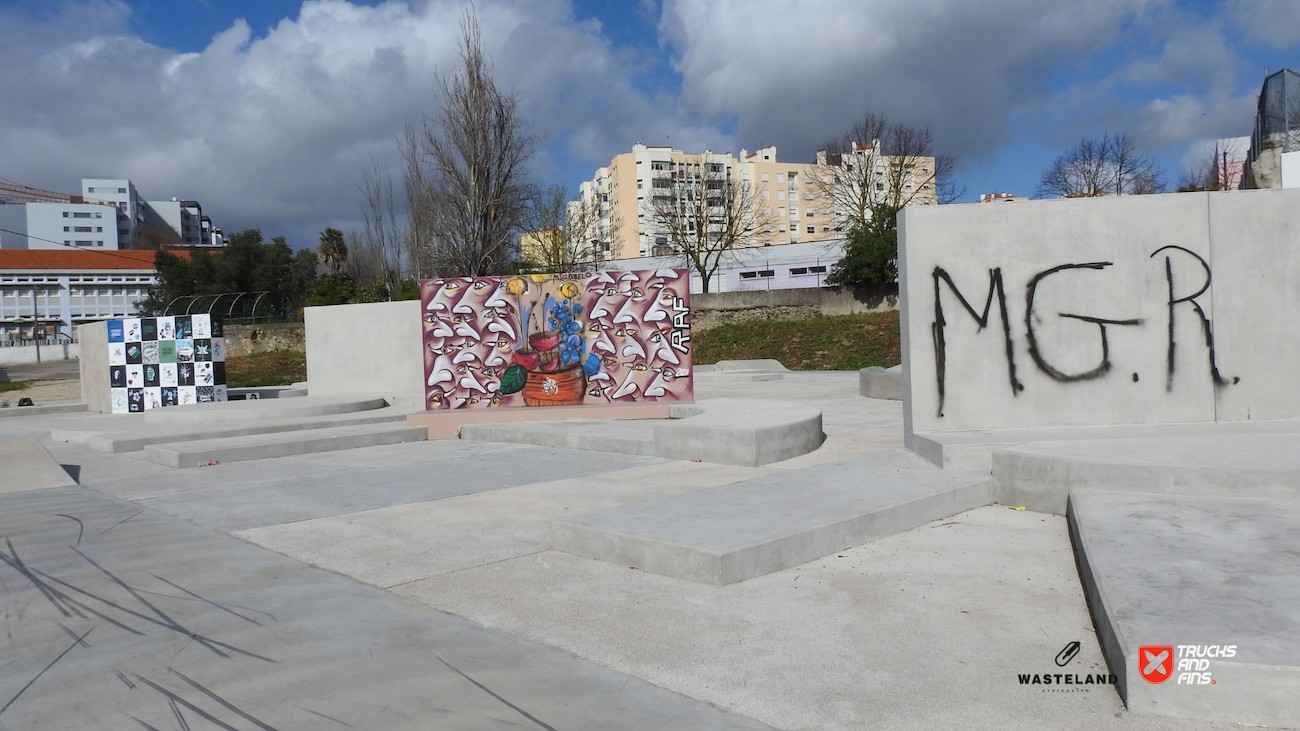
{"left": 317, "top": 228, "right": 348, "bottom": 274}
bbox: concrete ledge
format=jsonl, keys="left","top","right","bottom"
{"left": 407, "top": 403, "right": 675, "bottom": 440}
{"left": 1069, "top": 491, "right": 1300, "bottom": 727}
{"left": 142, "top": 396, "right": 386, "bottom": 423}
{"left": 694, "top": 369, "right": 784, "bottom": 383}
{"left": 653, "top": 398, "right": 823, "bottom": 467}
{"left": 142, "top": 422, "right": 426, "bottom": 468}
{"left": 994, "top": 433, "right": 1300, "bottom": 514}
{"left": 459, "top": 420, "right": 657, "bottom": 456}
{"left": 908, "top": 418, "right": 1300, "bottom": 471}
{"left": 77, "top": 407, "right": 414, "bottom": 453}
{"left": 0, "top": 402, "right": 89, "bottom": 418}
{"left": 0, "top": 440, "right": 78, "bottom": 493}
{"left": 859, "top": 365, "right": 902, "bottom": 400}
{"left": 552, "top": 450, "right": 992, "bottom": 584}
{"left": 711, "top": 359, "right": 792, "bottom": 372}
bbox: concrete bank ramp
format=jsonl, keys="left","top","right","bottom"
{"left": 552, "top": 449, "right": 992, "bottom": 584}
{"left": 0, "top": 440, "right": 77, "bottom": 493}
{"left": 1069, "top": 490, "right": 1300, "bottom": 727}
{"left": 694, "top": 359, "right": 789, "bottom": 383}
{"left": 859, "top": 364, "right": 902, "bottom": 400}
{"left": 460, "top": 398, "right": 823, "bottom": 467}
{"left": 142, "top": 422, "right": 427, "bottom": 468}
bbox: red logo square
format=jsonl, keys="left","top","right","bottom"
{"left": 1139, "top": 645, "right": 1174, "bottom": 684}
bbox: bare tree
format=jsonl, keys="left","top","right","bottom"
{"left": 1036, "top": 132, "right": 1165, "bottom": 198}
{"left": 812, "top": 111, "right": 956, "bottom": 234}
{"left": 645, "top": 155, "right": 771, "bottom": 293}
{"left": 399, "top": 122, "right": 437, "bottom": 279}
{"left": 1178, "top": 138, "right": 1246, "bottom": 192}
{"left": 411, "top": 9, "right": 535, "bottom": 277}
{"left": 358, "top": 157, "right": 405, "bottom": 298}
{"left": 523, "top": 185, "right": 619, "bottom": 273}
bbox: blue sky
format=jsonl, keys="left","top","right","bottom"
{"left": 1, "top": 0, "right": 1297, "bottom": 251}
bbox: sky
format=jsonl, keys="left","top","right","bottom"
{"left": 1, "top": 0, "right": 1297, "bottom": 253}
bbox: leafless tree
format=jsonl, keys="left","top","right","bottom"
{"left": 812, "top": 112, "right": 957, "bottom": 234}
{"left": 409, "top": 8, "right": 535, "bottom": 277}
{"left": 523, "top": 185, "right": 619, "bottom": 273}
{"left": 1178, "top": 138, "right": 1246, "bottom": 192}
{"left": 645, "top": 155, "right": 772, "bottom": 293}
{"left": 399, "top": 122, "right": 437, "bottom": 279}
{"left": 357, "top": 157, "right": 405, "bottom": 298}
{"left": 1036, "top": 132, "right": 1165, "bottom": 198}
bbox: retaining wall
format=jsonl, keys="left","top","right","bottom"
{"left": 692, "top": 285, "right": 897, "bottom": 331}
{"left": 304, "top": 300, "right": 424, "bottom": 408}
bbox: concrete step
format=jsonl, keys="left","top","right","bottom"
{"left": 142, "top": 396, "right": 386, "bottom": 424}
{"left": 73, "top": 407, "right": 414, "bottom": 453}
{"left": 1069, "top": 490, "right": 1300, "bottom": 727}
{"left": 994, "top": 432, "right": 1300, "bottom": 513}
{"left": 142, "top": 422, "right": 427, "bottom": 468}
{"left": 552, "top": 450, "right": 992, "bottom": 584}
{"left": 0, "top": 402, "right": 88, "bottom": 418}
{"left": 859, "top": 365, "right": 902, "bottom": 400}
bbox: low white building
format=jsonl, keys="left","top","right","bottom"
{"left": 0, "top": 249, "right": 163, "bottom": 340}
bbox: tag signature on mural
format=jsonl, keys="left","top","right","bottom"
{"left": 419, "top": 270, "right": 693, "bottom": 410}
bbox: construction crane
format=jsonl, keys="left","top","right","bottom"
{"left": 0, "top": 180, "right": 115, "bottom": 207}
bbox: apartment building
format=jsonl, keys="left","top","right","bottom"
{"left": 576, "top": 142, "right": 935, "bottom": 260}
{"left": 17, "top": 178, "right": 226, "bottom": 251}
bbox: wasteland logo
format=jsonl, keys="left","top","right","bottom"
{"left": 1018, "top": 642, "right": 1116, "bottom": 690}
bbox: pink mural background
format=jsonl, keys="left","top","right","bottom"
{"left": 420, "top": 270, "right": 693, "bottom": 410}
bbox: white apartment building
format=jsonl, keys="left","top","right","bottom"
{"left": 576, "top": 143, "right": 935, "bottom": 260}
{"left": 16, "top": 178, "right": 226, "bottom": 251}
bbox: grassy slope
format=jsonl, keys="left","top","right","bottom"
{"left": 693, "top": 311, "right": 900, "bottom": 371}
{"left": 223, "top": 350, "right": 307, "bottom": 388}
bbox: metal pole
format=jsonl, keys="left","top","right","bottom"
{"left": 32, "top": 290, "right": 40, "bottom": 364}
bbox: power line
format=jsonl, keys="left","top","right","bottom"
{"left": 0, "top": 227, "right": 172, "bottom": 267}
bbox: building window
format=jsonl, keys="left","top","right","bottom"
{"left": 758, "top": 270, "right": 775, "bottom": 278}
{"left": 73, "top": 212, "right": 92, "bottom": 219}
{"left": 876, "top": 183, "right": 885, "bottom": 190}
{"left": 779, "top": 225, "right": 786, "bottom": 232}
{"left": 75, "top": 240, "right": 93, "bottom": 246}
{"left": 740, "top": 271, "right": 758, "bottom": 279}
{"left": 790, "top": 267, "right": 809, "bottom": 276}
{"left": 777, "top": 191, "right": 785, "bottom": 200}
{"left": 63, "top": 226, "right": 69, "bottom": 232}
{"left": 776, "top": 174, "right": 785, "bottom": 183}
{"left": 761, "top": 173, "right": 769, "bottom": 182}
{"left": 96, "top": 212, "right": 103, "bottom": 218}
{"left": 789, "top": 172, "right": 798, "bottom": 183}
{"left": 806, "top": 209, "right": 814, "bottom": 217}
{"left": 764, "top": 223, "right": 772, "bottom": 231}
{"left": 118, "top": 187, "right": 126, "bottom": 193}
{"left": 763, "top": 190, "right": 770, "bottom": 199}
{"left": 96, "top": 227, "right": 102, "bottom": 232}
{"left": 778, "top": 207, "right": 785, "bottom": 216}
{"left": 810, "top": 266, "right": 827, "bottom": 274}
{"left": 62, "top": 212, "right": 69, "bottom": 218}
{"left": 807, "top": 226, "right": 815, "bottom": 234}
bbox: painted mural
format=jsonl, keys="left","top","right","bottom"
{"left": 419, "top": 270, "right": 693, "bottom": 409}
{"left": 107, "top": 315, "right": 228, "bottom": 413}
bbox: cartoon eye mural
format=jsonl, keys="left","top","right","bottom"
{"left": 472, "top": 280, "right": 490, "bottom": 292}
{"left": 442, "top": 281, "right": 461, "bottom": 293}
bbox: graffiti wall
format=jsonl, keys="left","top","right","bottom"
{"left": 107, "top": 315, "right": 227, "bottom": 413}
{"left": 900, "top": 190, "right": 1300, "bottom": 435}
{"left": 419, "top": 270, "right": 693, "bottom": 410}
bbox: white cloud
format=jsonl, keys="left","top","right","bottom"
{"left": 0, "top": 0, "right": 705, "bottom": 248}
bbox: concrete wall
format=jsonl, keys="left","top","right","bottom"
{"left": 0, "top": 342, "right": 79, "bottom": 365}
{"left": 900, "top": 189, "right": 1300, "bottom": 439}
{"left": 77, "top": 320, "right": 109, "bottom": 413}
{"left": 223, "top": 323, "right": 305, "bottom": 356}
{"left": 692, "top": 285, "right": 897, "bottom": 331}
{"left": 305, "top": 300, "right": 424, "bottom": 408}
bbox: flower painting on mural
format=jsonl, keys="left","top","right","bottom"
{"left": 420, "top": 270, "right": 693, "bottom": 410}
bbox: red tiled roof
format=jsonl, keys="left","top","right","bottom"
{"left": 0, "top": 249, "right": 192, "bottom": 271}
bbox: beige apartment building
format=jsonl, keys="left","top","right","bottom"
{"left": 574, "top": 142, "right": 936, "bottom": 261}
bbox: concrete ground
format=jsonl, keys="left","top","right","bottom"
{"left": 0, "top": 371, "right": 1252, "bottom": 729}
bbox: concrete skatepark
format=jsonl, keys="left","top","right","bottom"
{"left": 2, "top": 190, "right": 1298, "bottom": 729}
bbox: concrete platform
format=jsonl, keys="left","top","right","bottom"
{"left": 695, "top": 369, "right": 784, "bottom": 383}
{"left": 142, "top": 422, "right": 427, "bottom": 468}
{"left": 995, "top": 433, "right": 1300, "bottom": 514}
{"left": 64, "top": 406, "right": 415, "bottom": 453}
{"left": 909, "top": 418, "right": 1300, "bottom": 471}
{"left": 408, "top": 402, "right": 674, "bottom": 439}
{"left": 859, "top": 364, "right": 902, "bottom": 400}
{"left": 0, "top": 402, "right": 88, "bottom": 418}
{"left": 1068, "top": 490, "right": 1300, "bottom": 727}
{"left": 552, "top": 449, "right": 993, "bottom": 584}
{"left": 461, "top": 398, "right": 824, "bottom": 468}
{"left": 0, "top": 440, "right": 77, "bottom": 493}
{"left": 142, "top": 396, "right": 386, "bottom": 423}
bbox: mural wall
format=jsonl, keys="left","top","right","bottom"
{"left": 107, "top": 315, "right": 227, "bottom": 413}
{"left": 420, "top": 270, "right": 692, "bottom": 409}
